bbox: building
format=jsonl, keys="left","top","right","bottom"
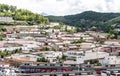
{"left": 9, "top": 54, "right": 42, "bottom": 62}
{"left": 64, "top": 51, "right": 85, "bottom": 64}
{"left": 64, "top": 51, "right": 109, "bottom": 64}
{"left": 101, "top": 56, "right": 120, "bottom": 66}
{"left": 43, "top": 51, "right": 63, "bottom": 63}
{"left": 0, "top": 17, "right": 14, "bottom": 22}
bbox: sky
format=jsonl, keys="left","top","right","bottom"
{"left": 0, "top": 0, "right": 120, "bottom": 16}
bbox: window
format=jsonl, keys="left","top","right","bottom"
{"left": 25, "top": 63, "right": 29, "bottom": 65}
{"left": 37, "top": 64, "right": 39, "bottom": 66}
{"left": 45, "top": 64, "right": 47, "bottom": 66}
{"left": 50, "top": 64, "right": 55, "bottom": 66}
{"left": 60, "top": 64, "right": 63, "bottom": 66}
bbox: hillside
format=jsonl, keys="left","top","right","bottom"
{"left": 106, "top": 16, "right": 120, "bottom": 25}
{"left": 47, "top": 11, "right": 120, "bottom": 32}
{"left": 0, "top": 4, "right": 49, "bottom": 25}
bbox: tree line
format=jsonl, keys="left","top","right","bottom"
{"left": 0, "top": 4, "right": 49, "bottom": 25}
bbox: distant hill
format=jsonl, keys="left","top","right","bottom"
{"left": 47, "top": 11, "right": 120, "bottom": 32}
{"left": 40, "top": 12, "right": 49, "bottom": 16}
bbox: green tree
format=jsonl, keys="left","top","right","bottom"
{"left": 75, "top": 27, "right": 81, "bottom": 32}
{"left": 107, "top": 29, "right": 118, "bottom": 39}
{"left": 37, "top": 57, "right": 48, "bottom": 62}
{"left": 0, "top": 36, "right": 3, "bottom": 41}
{"left": 61, "top": 54, "right": 66, "bottom": 60}
{"left": 71, "top": 39, "right": 85, "bottom": 44}
{"left": 43, "top": 47, "right": 50, "bottom": 51}
{"left": 53, "top": 25, "right": 61, "bottom": 29}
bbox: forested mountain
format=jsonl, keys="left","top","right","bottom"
{"left": 47, "top": 11, "right": 120, "bottom": 32}
{"left": 0, "top": 4, "right": 49, "bottom": 25}
{"left": 106, "top": 16, "right": 120, "bottom": 24}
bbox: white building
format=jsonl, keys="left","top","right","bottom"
{"left": 64, "top": 51, "right": 109, "bottom": 64}
{"left": 64, "top": 51, "right": 84, "bottom": 58}
{"left": 43, "top": 51, "right": 62, "bottom": 63}
{"left": 84, "top": 51, "right": 109, "bottom": 60}
{"left": 23, "top": 43, "right": 39, "bottom": 50}
{"left": 0, "top": 46, "right": 27, "bottom": 52}
{"left": 9, "top": 54, "right": 41, "bottom": 62}
{"left": 50, "top": 22, "right": 59, "bottom": 26}
{"left": 64, "top": 51, "right": 84, "bottom": 64}
{"left": 101, "top": 56, "right": 120, "bottom": 65}
{"left": 104, "top": 41, "right": 120, "bottom": 45}
{"left": 0, "top": 17, "right": 14, "bottom": 22}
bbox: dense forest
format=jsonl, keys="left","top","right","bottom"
{"left": 0, "top": 4, "right": 49, "bottom": 25}
{"left": 47, "top": 11, "right": 120, "bottom": 32}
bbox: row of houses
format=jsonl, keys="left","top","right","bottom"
{"left": 5, "top": 50, "right": 120, "bottom": 66}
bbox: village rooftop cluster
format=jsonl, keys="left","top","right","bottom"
{"left": 0, "top": 17, "right": 120, "bottom": 76}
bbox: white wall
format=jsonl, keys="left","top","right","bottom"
{"left": 76, "top": 56, "right": 84, "bottom": 64}
{"left": 104, "top": 41, "right": 119, "bottom": 45}
{"left": 102, "top": 56, "right": 120, "bottom": 65}
{"left": 84, "top": 52, "right": 109, "bottom": 60}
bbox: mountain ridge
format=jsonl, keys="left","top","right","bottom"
{"left": 47, "top": 11, "right": 120, "bottom": 32}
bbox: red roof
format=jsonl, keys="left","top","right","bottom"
{"left": 6, "top": 32, "right": 12, "bottom": 34}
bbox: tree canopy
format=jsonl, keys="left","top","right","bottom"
{"left": 0, "top": 4, "right": 49, "bottom": 25}
{"left": 47, "top": 11, "right": 120, "bottom": 32}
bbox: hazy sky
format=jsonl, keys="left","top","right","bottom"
{"left": 0, "top": 0, "right": 120, "bottom": 16}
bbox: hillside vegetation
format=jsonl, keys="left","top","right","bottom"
{"left": 0, "top": 4, "right": 49, "bottom": 25}
{"left": 47, "top": 11, "right": 120, "bottom": 32}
